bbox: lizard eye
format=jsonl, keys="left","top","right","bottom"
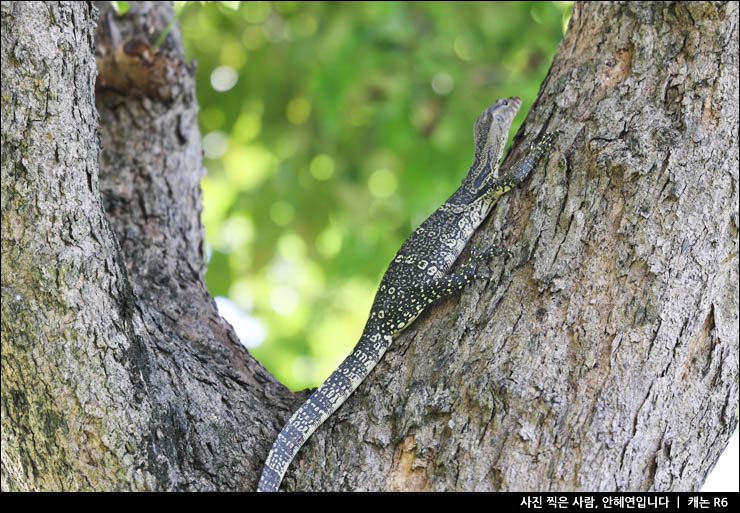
{"left": 501, "top": 99, "right": 509, "bottom": 106}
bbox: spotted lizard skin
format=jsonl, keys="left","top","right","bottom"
{"left": 257, "top": 96, "right": 553, "bottom": 491}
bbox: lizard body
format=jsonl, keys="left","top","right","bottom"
{"left": 257, "top": 96, "right": 553, "bottom": 491}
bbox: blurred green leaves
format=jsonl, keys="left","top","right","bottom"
{"left": 179, "top": 1, "right": 571, "bottom": 390}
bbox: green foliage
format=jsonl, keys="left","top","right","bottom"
{"left": 110, "top": 1, "right": 130, "bottom": 14}
{"left": 179, "top": 1, "right": 572, "bottom": 390}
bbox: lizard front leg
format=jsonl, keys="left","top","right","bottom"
{"left": 480, "top": 131, "right": 555, "bottom": 203}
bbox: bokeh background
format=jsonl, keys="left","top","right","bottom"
{"left": 163, "top": 1, "right": 735, "bottom": 490}
{"left": 178, "top": 0, "right": 571, "bottom": 389}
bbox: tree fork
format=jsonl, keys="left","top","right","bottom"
{"left": 1, "top": 1, "right": 737, "bottom": 491}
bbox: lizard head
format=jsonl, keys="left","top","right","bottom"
{"left": 459, "top": 96, "right": 522, "bottom": 197}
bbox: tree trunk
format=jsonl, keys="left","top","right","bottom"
{"left": 1, "top": 1, "right": 737, "bottom": 492}
{"left": 2, "top": 1, "right": 292, "bottom": 491}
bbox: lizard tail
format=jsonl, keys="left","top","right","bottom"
{"left": 257, "top": 331, "right": 389, "bottom": 492}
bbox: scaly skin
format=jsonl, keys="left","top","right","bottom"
{"left": 257, "top": 97, "right": 553, "bottom": 491}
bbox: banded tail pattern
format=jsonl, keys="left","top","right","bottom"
{"left": 257, "top": 331, "right": 391, "bottom": 492}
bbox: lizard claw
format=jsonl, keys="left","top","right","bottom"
{"left": 470, "top": 244, "right": 511, "bottom": 266}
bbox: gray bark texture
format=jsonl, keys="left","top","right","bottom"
{"left": 1, "top": 0, "right": 737, "bottom": 492}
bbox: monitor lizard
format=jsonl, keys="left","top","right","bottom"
{"left": 258, "top": 96, "right": 554, "bottom": 491}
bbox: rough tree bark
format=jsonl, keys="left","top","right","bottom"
{"left": 1, "top": 1, "right": 737, "bottom": 492}
{"left": 2, "top": 1, "right": 292, "bottom": 491}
